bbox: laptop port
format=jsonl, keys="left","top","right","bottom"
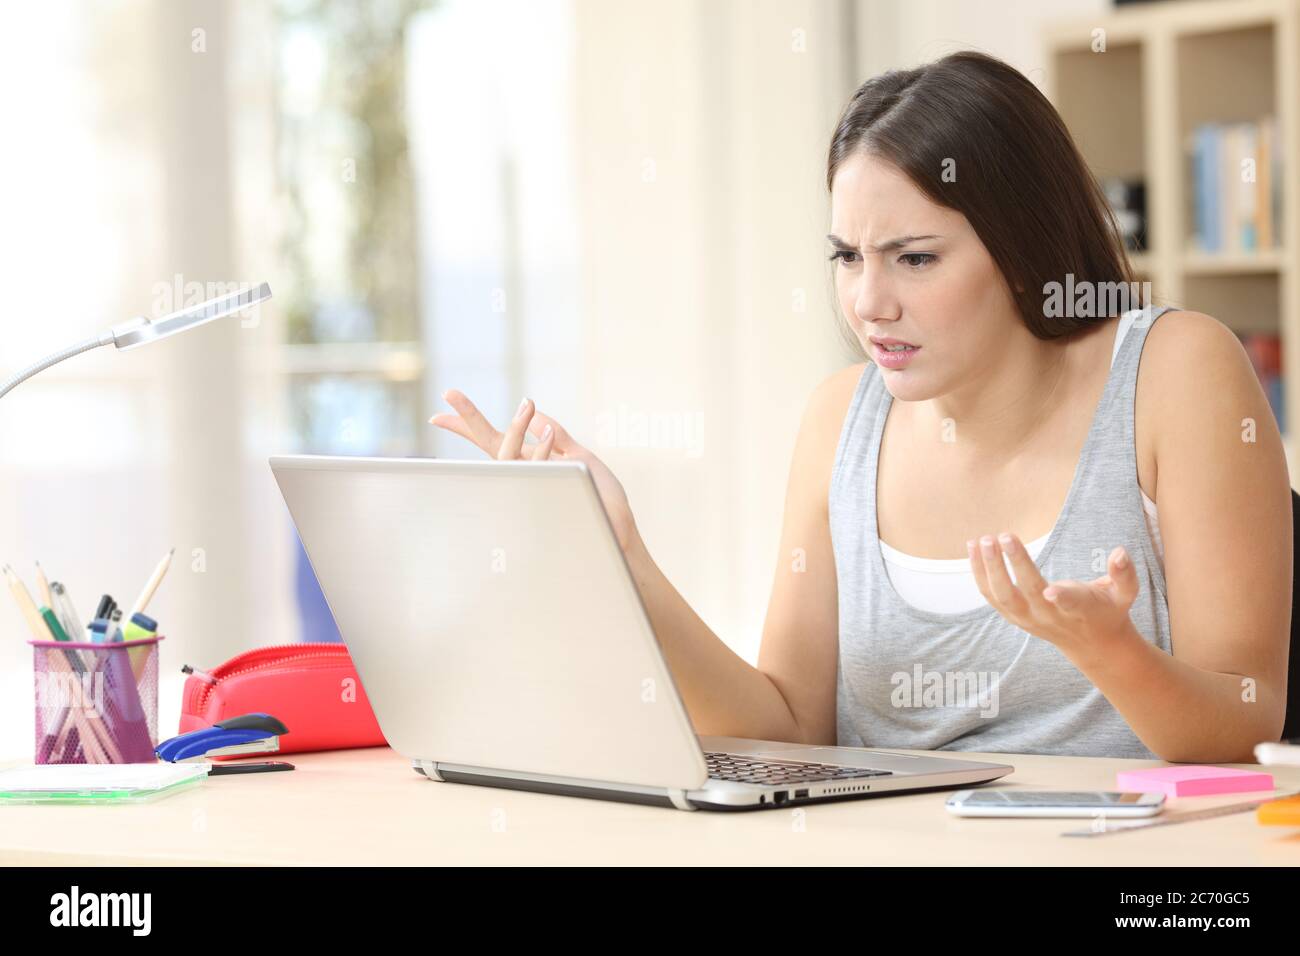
{"left": 795, "top": 788, "right": 809, "bottom": 798}
{"left": 773, "top": 791, "right": 788, "bottom": 805}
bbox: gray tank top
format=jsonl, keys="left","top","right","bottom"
{"left": 829, "top": 305, "right": 1175, "bottom": 758}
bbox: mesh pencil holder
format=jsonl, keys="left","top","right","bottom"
{"left": 29, "top": 636, "right": 163, "bottom": 764}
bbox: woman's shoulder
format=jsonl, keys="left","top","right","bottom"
{"left": 1137, "top": 307, "right": 1284, "bottom": 472}
{"left": 805, "top": 362, "right": 873, "bottom": 436}
{"left": 788, "top": 363, "right": 873, "bottom": 493}
{"left": 1139, "top": 308, "right": 1254, "bottom": 399}
{"left": 797, "top": 363, "right": 875, "bottom": 484}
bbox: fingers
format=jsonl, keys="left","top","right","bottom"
{"left": 431, "top": 390, "right": 568, "bottom": 463}
{"left": 428, "top": 413, "right": 475, "bottom": 445}
{"left": 526, "top": 410, "right": 573, "bottom": 451}
{"left": 442, "top": 389, "right": 503, "bottom": 456}
{"left": 968, "top": 532, "right": 1053, "bottom": 618}
{"left": 969, "top": 535, "right": 1023, "bottom": 612}
{"left": 1041, "top": 580, "right": 1089, "bottom": 619}
{"left": 528, "top": 423, "right": 556, "bottom": 460}
{"left": 498, "top": 397, "right": 534, "bottom": 460}
{"left": 996, "top": 532, "right": 1055, "bottom": 616}
{"left": 1106, "top": 546, "right": 1139, "bottom": 606}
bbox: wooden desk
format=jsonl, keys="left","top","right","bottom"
{"left": 2, "top": 747, "right": 1298, "bottom": 865}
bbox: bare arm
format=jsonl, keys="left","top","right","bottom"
{"left": 1066, "top": 312, "right": 1291, "bottom": 762}
{"left": 626, "top": 365, "right": 863, "bottom": 744}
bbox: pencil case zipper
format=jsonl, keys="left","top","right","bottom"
{"left": 183, "top": 643, "right": 354, "bottom": 715}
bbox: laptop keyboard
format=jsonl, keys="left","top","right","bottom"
{"left": 704, "top": 751, "right": 892, "bottom": 786}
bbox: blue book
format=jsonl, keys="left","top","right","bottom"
{"left": 1198, "top": 124, "right": 1221, "bottom": 253}
{"left": 1269, "top": 377, "right": 1286, "bottom": 436}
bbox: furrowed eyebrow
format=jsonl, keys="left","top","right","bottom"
{"left": 825, "top": 233, "right": 942, "bottom": 253}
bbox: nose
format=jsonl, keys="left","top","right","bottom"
{"left": 850, "top": 256, "right": 899, "bottom": 326}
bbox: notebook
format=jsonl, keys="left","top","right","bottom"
{"left": 0, "top": 763, "right": 208, "bottom": 804}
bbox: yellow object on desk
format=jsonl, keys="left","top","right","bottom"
{"left": 1257, "top": 795, "right": 1300, "bottom": 826}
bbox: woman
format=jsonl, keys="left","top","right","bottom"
{"left": 431, "top": 51, "right": 1291, "bottom": 762}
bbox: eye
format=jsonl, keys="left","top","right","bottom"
{"left": 828, "top": 249, "right": 860, "bottom": 265}
{"left": 898, "top": 252, "right": 936, "bottom": 269}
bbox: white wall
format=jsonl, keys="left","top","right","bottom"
{"left": 856, "top": 0, "right": 1111, "bottom": 78}
{"left": 567, "top": 0, "right": 1116, "bottom": 660}
{"left": 571, "top": 0, "right": 857, "bottom": 657}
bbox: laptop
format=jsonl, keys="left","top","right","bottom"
{"left": 270, "top": 455, "right": 1013, "bottom": 811}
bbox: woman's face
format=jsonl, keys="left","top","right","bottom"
{"left": 828, "top": 151, "right": 1022, "bottom": 403}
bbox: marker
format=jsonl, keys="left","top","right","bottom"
{"left": 124, "top": 612, "right": 158, "bottom": 680}
{"left": 122, "top": 612, "right": 157, "bottom": 643}
{"left": 94, "top": 594, "right": 116, "bottom": 621}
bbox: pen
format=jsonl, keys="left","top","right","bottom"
{"left": 129, "top": 548, "right": 174, "bottom": 618}
{"left": 107, "top": 608, "right": 124, "bottom": 643}
{"left": 94, "top": 594, "right": 116, "bottom": 621}
{"left": 40, "top": 606, "right": 71, "bottom": 642}
{"left": 42, "top": 595, "right": 94, "bottom": 749}
{"left": 49, "top": 582, "right": 83, "bottom": 647}
{"left": 4, "top": 564, "right": 51, "bottom": 641}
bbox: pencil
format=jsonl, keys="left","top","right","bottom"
{"left": 4, "top": 564, "right": 50, "bottom": 641}
{"left": 129, "top": 548, "right": 174, "bottom": 618}
{"left": 33, "top": 561, "right": 52, "bottom": 607}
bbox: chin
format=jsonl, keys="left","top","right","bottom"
{"left": 873, "top": 361, "right": 935, "bottom": 402}
{"left": 878, "top": 377, "right": 930, "bottom": 403}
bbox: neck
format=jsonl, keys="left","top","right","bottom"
{"left": 922, "top": 326, "right": 1082, "bottom": 462}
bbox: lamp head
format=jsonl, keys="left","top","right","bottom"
{"left": 111, "top": 282, "right": 272, "bottom": 351}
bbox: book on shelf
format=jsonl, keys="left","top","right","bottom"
{"left": 1188, "top": 117, "right": 1282, "bottom": 255}
{"left": 1237, "top": 330, "right": 1286, "bottom": 435}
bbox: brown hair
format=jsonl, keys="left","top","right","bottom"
{"left": 826, "top": 51, "right": 1135, "bottom": 343}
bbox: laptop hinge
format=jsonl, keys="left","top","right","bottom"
{"left": 666, "top": 788, "right": 695, "bottom": 811}
{"left": 419, "top": 758, "right": 694, "bottom": 809}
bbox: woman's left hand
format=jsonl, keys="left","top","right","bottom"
{"left": 968, "top": 532, "right": 1140, "bottom": 658}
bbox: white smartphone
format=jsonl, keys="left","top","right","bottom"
{"left": 946, "top": 789, "right": 1166, "bottom": 818}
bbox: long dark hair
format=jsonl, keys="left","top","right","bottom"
{"left": 826, "top": 51, "right": 1135, "bottom": 344}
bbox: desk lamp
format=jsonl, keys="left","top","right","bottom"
{"left": 0, "top": 282, "right": 272, "bottom": 400}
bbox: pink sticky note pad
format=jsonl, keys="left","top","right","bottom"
{"left": 1116, "top": 766, "right": 1274, "bottom": 797}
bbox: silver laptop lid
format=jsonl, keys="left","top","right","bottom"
{"left": 270, "top": 455, "right": 708, "bottom": 790}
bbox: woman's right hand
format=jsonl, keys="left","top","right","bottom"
{"left": 429, "top": 390, "right": 641, "bottom": 555}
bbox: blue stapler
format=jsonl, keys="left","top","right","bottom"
{"left": 155, "top": 713, "right": 294, "bottom": 775}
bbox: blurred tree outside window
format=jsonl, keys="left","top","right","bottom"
{"left": 274, "top": 0, "right": 434, "bottom": 640}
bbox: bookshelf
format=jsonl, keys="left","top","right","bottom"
{"left": 1045, "top": 0, "right": 1300, "bottom": 478}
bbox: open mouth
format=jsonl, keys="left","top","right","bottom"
{"left": 871, "top": 340, "right": 921, "bottom": 367}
